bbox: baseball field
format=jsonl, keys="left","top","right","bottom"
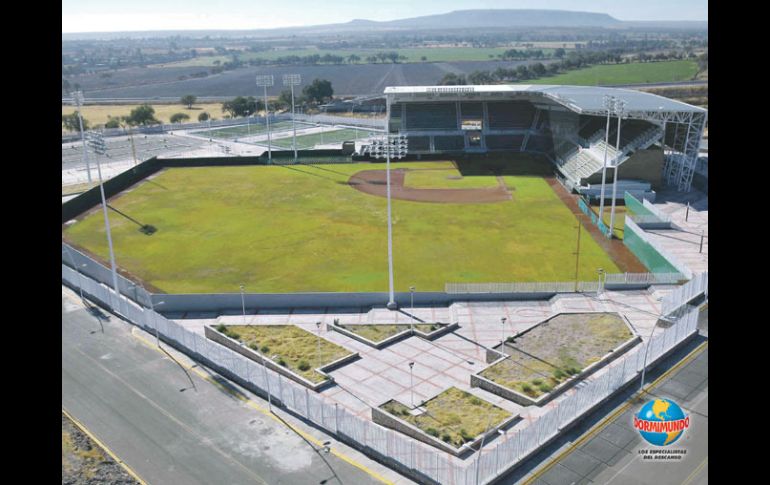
{"left": 62, "top": 156, "right": 621, "bottom": 293}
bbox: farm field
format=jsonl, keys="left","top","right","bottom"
{"left": 62, "top": 159, "right": 622, "bottom": 293}
{"left": 530, "top": 60, "right": 699, "bottom": 86}
{"left": 155, "top": 47, "right": 548, "bottom": 68}
{"left": 62, "top": 103, "right": 225, "bottom": 130}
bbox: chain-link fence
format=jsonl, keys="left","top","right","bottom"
{"left": 62, "top": 254, "right": 702, "bottom": 485}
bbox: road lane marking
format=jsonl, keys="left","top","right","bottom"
{"left": 681, "top": 456, "right": 708, "bottom": 485}
{"left": 70, "top": 345, "right": 271, "bottom": 485}
{"left": 62, "top": 408, "right": 148, "bottom": 485}
{"left": 130, "top": 326, "right": 395, "bottom": 485}
{"left": 522, "top": 340, "right": 708, "bottom": 484}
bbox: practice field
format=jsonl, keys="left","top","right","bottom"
{"left": 199, "top": 121, "right": 309, "bottom": 139}
{"left": 63, "top": 159, "right": 621, "bottom": 293}
{"left": 270, "top": 128, "right": 370, "bottom": 149}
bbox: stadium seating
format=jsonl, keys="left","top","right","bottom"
{"left": 434, "top": 135, "right": 465, "bottom": 151}
{"left": 404, "top": 103, "right": 458, "bottom": 130}
{"left": 485, "top": 135, "right": 524, "bottom": 150}
{"left": 487, "top": 101, "right": 535, "bottom": 129}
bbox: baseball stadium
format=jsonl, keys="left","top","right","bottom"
{"left": 62, "top": 84, "right": 705, "bottom": 297}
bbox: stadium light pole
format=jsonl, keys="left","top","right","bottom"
{"left": 608, "top": 99, "right": 626, "bottom": 239}
{"left": 283, "top": 74, "right": 301, "bottom": 163}
{"left": 87, "top": 131, "right": 121, "bottom": 306}
{"left": 72, "top": 91, "right": 92, "bottom": 183}
{"left": 370, "top": 135, "right": 408, "bottom": 309}
{"left": 256, "top": 75, "right": 274, "bottom": 163}
{"left": 598, "top": 95, "right": 614, "bottom": 220}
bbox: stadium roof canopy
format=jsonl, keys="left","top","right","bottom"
{"left": 383, "top": 85, "right": 706, "bottom": 117}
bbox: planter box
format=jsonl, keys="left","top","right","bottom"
{"left": 330, "top": 321, "right": 460, "bottom": 349}
{"left": 204, "top": 325, "right": 359, "bottom": 392}
{"left": 371, "top": 399, "right": 519, "bottom": 458}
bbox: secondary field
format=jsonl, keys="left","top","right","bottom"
{"left": 198, "top": 121, "right": 307, "bottom": 139}
{"left": 480, "top": 313, "right": 635, "bottom": 398}
{"left": 63, "top": 159, "right": 621, "bottom": 293}
{"left": 62, "top": 103, "right": 225, "bottom": 131}
{"left": 530, "top": 60, "right": 699, "bottom": 86}
{"left": 270, "top": 128, "right": 369, "bottom": 149}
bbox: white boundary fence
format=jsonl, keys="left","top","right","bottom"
{"left": 661, "top": 272, "right": 708, "bottom": 316}
{"left": 62, "top": 261, "right": 702, "bottom": 485}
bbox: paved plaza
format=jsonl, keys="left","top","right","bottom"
{"left": 171, "top": 286, "right": 668, "bottom": 455}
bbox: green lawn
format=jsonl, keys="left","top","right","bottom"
{"left": 200, "top": 121, "right": 307, "bottom": 139}
{"left": 216, "top": 324, "right": 352, "bottom": 383}
{"left": 63, "top": 160, "right": 621, "bottom": 293}
{"left": 404, "top": 166, "right": 500, "bottom": 189}
{"left": 381, "top": 387, "right": 511, "bottom": 448}
{"left": 270, "top": 128, "right": 369, "bottom": 149}
{"left": 530, "top": 60, "right": 699, "bottom": 86}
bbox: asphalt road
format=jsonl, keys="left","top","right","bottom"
{"left": 496, "top": 306, "right": 708, "bottom": 485}
{"left": 62, "top": 290, "right": 388, "bottom": 485}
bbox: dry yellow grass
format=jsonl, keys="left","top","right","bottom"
{"left": 62, "top": 103, "right": 225, "bottom": 131}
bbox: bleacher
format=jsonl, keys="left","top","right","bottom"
{"left": 404, "top": 103, "right": 457, "bottom": 130}
{"left": 487, "top": 101, "right": 535, "bottom": 129}
{"left": 434, "top": 135, "right": 465, "bottom": 151}
{"left": 525, "top": 134, "right": 553, "bottom": 153}
{"left": 485, "top": 135, "right": 524, "bottom": 150}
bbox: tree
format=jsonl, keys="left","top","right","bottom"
{"left": 104, "top": 117, "right": 121, "bottom": 129}
{"left": 302, "top": 79, "right": 334, "bottom": 105}
{"left": 170, "top": 113, "right": 190, "bottom": 123}
{"left": 62, "top": 112, "right": 89, "bottom": 132}
{"left": 198, "top": 112, "right": 210, "bottom": 122}
{"left": 221, "top": 96, "right": 260, "bottom": 117}
{"left": 554, "top": 48, "right": 566, "bottom": 59}
{"left": 181, "top": 94, "right": 197, "bottom": 109}
{"left": 420, "top": 56, "right": 427, "bottom": 61}
{"left": 530, "top": 62, "right": 547, "bottom": 78}
{"left": 347, "top": 54, "right": 361, "bottom": 64}
{"left": 125, "top": 104, "right": 160, "bottom": 126}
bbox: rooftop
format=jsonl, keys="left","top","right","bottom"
{"left": 384, "top": 85, "right": 707, "bottom": 116}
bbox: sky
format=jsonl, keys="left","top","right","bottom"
{"left": 62, "top": 0, "right": 708, "bottom": 33}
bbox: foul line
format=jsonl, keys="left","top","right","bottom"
{"left": 521, "top": 339, "right": 708, "bottom": 485}
{"left": 62, "top": 408, "right": 148, "bottom": 485}
{"left": 130, "top": 327, "right": 394, "bottom": 485}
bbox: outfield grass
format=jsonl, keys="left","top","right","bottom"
{"left": 404, "top": 166, "right": 500, "bottom": 189}
{"left": 270, "top": 129, "right": 367, "bottom": 149}
{"left": 62, "top": 160, "right": 621, "bottom": 293}
{"left": 381, "top": 387, "right": 511, "bottom": 448}
{"left": 530, "top": 60, "right": 699, "bottom": 86}
{"left": 62, "top": 103, "right": 225, "bottom": 130}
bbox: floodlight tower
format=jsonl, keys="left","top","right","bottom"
{"left": 598, "top": 95, "right": 614, "bottom": 220}
{"left": 256, "top": 75, "right": 274, "bottom": 163}
{"left": 86, "top": 131, "right": 120, "bottom": 301}
{"left": 608, "top": 98, "right": 626, "bottom": 239}
{"left": 71, "top": 91, "right": 92, "bottom": 183}
{"left": 370, "top": 135, "right": 408, "bottom": 309}
{"left": 282, "top": 74, "right": 301, "bottom": 162}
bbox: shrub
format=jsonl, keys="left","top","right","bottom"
{"left": 553, "top": 369, "right": 566, "bottom": 379}
{"left": 469, "top": 397, "right": 483, "bottom": 406}
{"left": 248, "top": 342, "right": 259, "bottom": 351}
{"left": 441, "top": 433, "right": 452, "bottom": 443}
{"left": 260, "top": 345, "right": 270, "bottom": 353}
{"left": 532, "top": 378, "right": 543, "bottom": 386}
{"left": 566, "top": 366, "right": 581, "bottom": 375}
{"left": 277, "top": 357, "right": 287, "bottom": 367}
{"left": 298, "top": 360, "right": 311, "bottom": 371}
{"left": 538, "top": 383, "right": 553, "bottom": 393}
{"left": 215, "top": 324, "right": 227, "bottom": 333}
{"left": 426, "top": 428, "right": 439, "bottom": 437}
{"left": 459, "top": 429, "right": 473, "bottom": 442}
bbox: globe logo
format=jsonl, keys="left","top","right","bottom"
{"left": 633, "top": 399, "right": 690, "bottom": 446}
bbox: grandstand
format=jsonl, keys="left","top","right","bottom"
{"left": 378, "top": 85, "right": 707, "bottom": 192}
